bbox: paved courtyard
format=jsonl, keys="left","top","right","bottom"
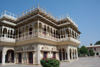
{"left": 0, "top": 57, "right": 100, "bottom": 67}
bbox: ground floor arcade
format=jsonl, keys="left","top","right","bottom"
{"left": 0, "top": 44, "right": 78, "bottom": 65}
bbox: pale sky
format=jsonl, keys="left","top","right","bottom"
{"left": 0, "top": 0, "right": 100, "bottom": 46}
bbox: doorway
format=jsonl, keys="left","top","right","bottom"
{"left": 5, "top": 50, "right": 14, "bottom": 63}
{"left": 28, "top": 52, "right": 33, "bottom": 64}
{"left": 18, "top": 53, "right": 22, "bottom": 63}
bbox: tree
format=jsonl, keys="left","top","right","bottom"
{"left": 77, "top": 47, "right": 80, "bottom": 56}
{"left": 80, "top": 46, "right": 89, "bottom": 56}
{"left": 95, "top": 41, "right": 100, "bottom": 45}
{"left": 89, "top": 49, "right": 95, "bottom": 56}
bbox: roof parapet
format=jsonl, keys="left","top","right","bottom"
{"left": 0, "top": 4, "right": 78, "bottom": 27}
{"left": 58, "top": 14, "right": 78, "bottom": 27}
{"left": 0, "top": 10, "right": 17, "bottom": 21}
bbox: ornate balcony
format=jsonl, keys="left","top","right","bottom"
{"left": 16, "top": 30, "right": 80, "bottom": 45}
{"left": 0, "top": 34, "right": 15, "bottom": 42}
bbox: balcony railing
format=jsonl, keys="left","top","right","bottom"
{"left": 16, "top": 30, "right": 80, "bottom": 43}
{"left": 0, "top": 10, "right": 17, "bottom": 18}
{"left": 0, "top": 34, "right": 15, "bottom": 42}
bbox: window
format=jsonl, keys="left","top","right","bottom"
{"left": 94, "top": 48, "right": 96, "bottom": 51}
{"left": 43, "top": 52, "right": 47, "bottom": 58}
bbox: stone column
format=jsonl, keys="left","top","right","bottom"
{"left": 26, "top": 52, "right": 29, "bottom": 64}
{"left": 16, "top": 53, "right": 18, "bottom": 63}
{"left": 37, "top": 21, "right": 39, "bottom": 37}
{"left": 2, "top": 28, "right": 3, "bottom": 37}
{"left": 18, "top": 29, "right": 19, "bottom": 41}
{"left": 42, "top": 25, "right": 44, "bottom": 37}
{"left": 76, "top": 49, "right": 78, "bottom": 60}
{"left": 50, "top": 51, "right": 52, "bottom": 58}
{"left": 71, "top": 29, "right": 72, "bottom": 37}
{"left": 27, "top": 25, "right": 29, "bottom": 38}
{"left": 56, "top": 52, "right": 59, "bottom": 60}
{"left": 2, "top": 48, "right": 6, "bottom": 65}
{"left": 22, "top": 53, "right": 24, "bottom": 65}
{"left": 0, "top": 28, "right": 1, "bottom": 36}
{"left": 33, "top": 52, "right": 35, "bottom": 65}
{"left": 60, "top": 30, "right": 61, "bottom": 41}
{"left": 68, "top": 28, "right": 70, "bottom": 37}
{"left": 52, "top": 29, "right": 54, "bottom": 40}
{"left": 36, "top": 44, "right": 40, "bottom": 65}
{"left": 67, "top": 48, "right": 70, "bottom": 61}
{"left": 65, "top": 51, "right": 66, "bottom": 60}
{"left": 62, "top": 49, "right": 63, "bottom": 61}
{"left": 14, "top": 53, "right": 17, "bottom": 63}
{"left": 46, "top": 26, "right": 47, "bottom": 38}
{"left": 72, "top": 50, "right": 73, "bottom": 61}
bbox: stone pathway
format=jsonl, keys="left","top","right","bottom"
{"left": 0, "top": 57, "right": 100, "bottom": 67}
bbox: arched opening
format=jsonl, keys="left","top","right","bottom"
{"left": 25, "top": 26, "right": 28, "bottom": 35}
{"left": 10, "top": 30, "right": 13, "bottom": 38}
{"left": 3, "top": 28, "right": 7, "bottom": 37}
{"left": 75, "top": 49, "right": 77, "bottom": 59}
{"left": 28, "top": 52, "right": 33, "bottom": 64}
{"left": 35, "top": 23, "right": 37, "bottom": 32}
{"left": 75, "top": 33, "right": 77, "bottom": 39}
{"left": 43, "top": 52, "right": 48, "bottom": 58}
{"left": 53, "top": 52, "right": 56, "bottom": 59}
{"left": 29, "top": 25, "right": 32, "bottom": 35}
{"left": 66, "top": 29, "right": 69, "bottom": 37}
{"left": 0, "top": 28, "right": 2, "bottom": 37}
{"left": 63, "top": 31, "right": 65, "bottom": 39}
{"left": 51, "top": 28, "right": 52, "bottom": 37}
{"left": 62, "top": 49, "right": 66, "bottom": 60}
{"left": 7, "top": 30, "right": 10, "bottom": 38}
{"left": 39, "top": 23, "right": 42, "bottom": 33}
{"left": 61, "top": 30, "right": 63, "bottom": 39}
{"left": 22, "top": 28, "right": 24, "bottom": 37}
{"left": 72, "top": 31, "right": 74, "bottom": 38}
{"left": 47, "top": 26, "right": 50, "bottom": 36}
{"left": 57, "top": 31, "right": 60, "bottom": 39}
{"left": 59, "top": 48, "right": 66, "bottom": 61}
{"left": 16, "top": 30, "right": 18, "bottom": 40}
{"left": 0, "top": 50, "right": 2, "bottom": 63}
{"left": 18, "top": 53, "right": 22, "bottom": 63}
{"left": 19, "top": 29, "right": 21, "bottom": 38}
{"left": 43, "top": 25, "right": 46, "bottom": 35}
{"left": 59, "top": 49, "right": 62, "bottom": 61}
{"left": 96, "top": 53, "right": 99, "bottom": 55}
{"left": 69, "top": 30, "right": 71, "bottom": 37}
{"left": 73, "top": 49, "right": 74, "bottom": 59}
{"left": 70, "top": 49, "right": 72, "bottom": 59}
{"left": 5, "top": 49, "right": 14, "bottom": 63}
{"left": 13, "top": 31, "right": 15, "bottom": 39}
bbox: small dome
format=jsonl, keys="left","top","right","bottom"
{"left": 95, "top": 41, "right": 100, "bottom": 45}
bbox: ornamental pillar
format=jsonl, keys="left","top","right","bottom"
{"left": 42, "top": 25, "right": 44, "bottom": 37}
{"left": 37, "top": 21, "right": 39, "bottom": 37}
{"left": 33, "top": 52, "right": 35, "bottom": 64}
{"left": 2, "top": 48, "right": 6, "bottom": 65}
{"left": 36, "top": 44, "right": 40, "bottom": 65}
{"left": 67, "top": 48, "right": 70, "bottom": 61}
{"left": 76, "top": 49, "right": 78, "bottom": 60}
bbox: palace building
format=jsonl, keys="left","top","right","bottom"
{"left": 0, "top": 4, "right": 81, "bottom": 65}
{"left": 86, "top": 44, "right": 100, "bottom": 56}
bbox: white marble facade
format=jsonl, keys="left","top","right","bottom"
{"left": 0, "top": 44, "right": 78, "bottom": 65}
{"left": 0, "top": 4, "right": 80, "bottom": 65}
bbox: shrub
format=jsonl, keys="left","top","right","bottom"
{"left": 89, "top": 49, "right": 95, "bottom": 56}
{"left": 40, "top": 58, "right": 60, "bottom": 67}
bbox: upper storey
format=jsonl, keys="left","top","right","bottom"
{"left": 0, "top": 4, "right": 78, "bottom": 29}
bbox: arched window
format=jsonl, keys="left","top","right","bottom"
{"left": 29, "top": 25, "right": 32, "bottom": 35}
{"left": 70, "top": 49, "right": 72, "bottom": 59}
{"left": 59, "top": 48, "right": 66, "bottom": 61}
